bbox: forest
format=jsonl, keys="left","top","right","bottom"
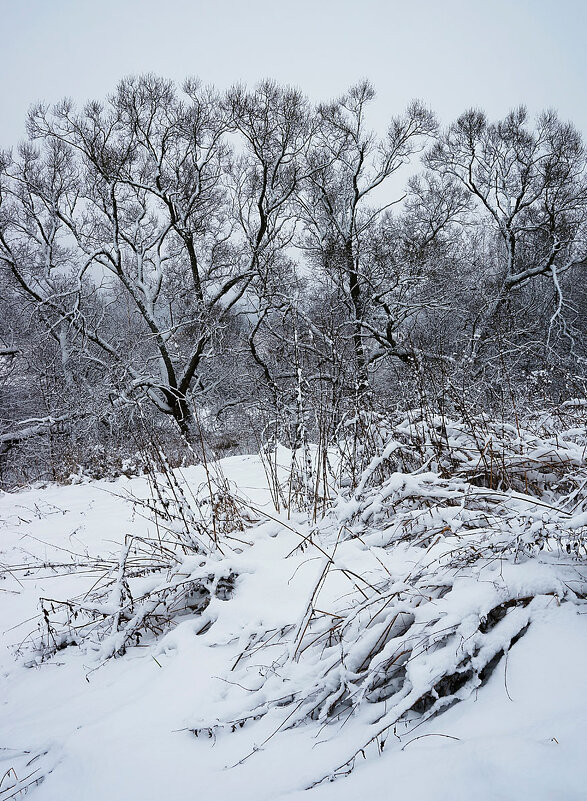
{"left": 1, "top": 75, "right": 585, "bottom": 485}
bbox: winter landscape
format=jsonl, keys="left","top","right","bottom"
{"left": 1, "top": 1, "right": 586, "bottom": 799}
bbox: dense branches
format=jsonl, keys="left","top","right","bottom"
{"left": 0, "top": 76, "right": 585, "bottom": 484}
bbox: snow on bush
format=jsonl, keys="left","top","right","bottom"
{"left": 7, "top": 406, "right": 587, "bottom": 788}
{"left": 20, "top": 449, "right": 244, "bottom": 665}
{"left": 189, "top": 407, "right": 587, "bottom": 783}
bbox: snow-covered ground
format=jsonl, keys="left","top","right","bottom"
{"left": 1, "top": 451, "right": 586, "bottom": 800}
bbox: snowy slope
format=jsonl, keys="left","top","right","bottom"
{"left": 1, "top": 453, "right": 586, "bottom": 801}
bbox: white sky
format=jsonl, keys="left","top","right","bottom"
{"left": 1, "top": 0, "right": 586, "bottom": 149}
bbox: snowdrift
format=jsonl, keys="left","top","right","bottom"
{"left": 1, "top": 409, "right": 586, "bottom": 799}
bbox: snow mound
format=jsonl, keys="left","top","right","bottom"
{"left": 1, "top": 411, "right": 586, "bottom": 798}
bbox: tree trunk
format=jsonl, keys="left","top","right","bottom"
{"left": 345, "top": 240, "right": 369, "bottom": 399}
{"left": 171, "top": 396, "right": 199, "bottom": 446}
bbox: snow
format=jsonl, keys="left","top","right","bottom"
{"left": 1, "top": 446, "right": 586, "bottom": 800}
{"left": 295, "top": 606, "right": 587, "bottom": 801}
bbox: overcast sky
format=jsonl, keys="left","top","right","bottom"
{"left": 1, "top": 0, "right": 586, "bottom": 149}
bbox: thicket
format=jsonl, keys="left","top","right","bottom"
{"left": 0, "top": 75, "right": 585, "bottom": 486}
{"left": 6, "top": 402, "right": 586, "bottom": 793}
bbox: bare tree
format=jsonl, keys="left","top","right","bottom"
{"left": 224, "top": 81, "right": 313, "bottom": 413}
{"left": 426, "top": 107, "right": 587, "bottom": 362}
{"left": 296, "top": 82, "right": 436, "bottom": 400}
{"left": 3, "top": 76, "right": 247, "bottom": 442}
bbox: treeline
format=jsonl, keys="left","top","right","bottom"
{"left": 0, "top": 76, "right": 585, "bottom": 484}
